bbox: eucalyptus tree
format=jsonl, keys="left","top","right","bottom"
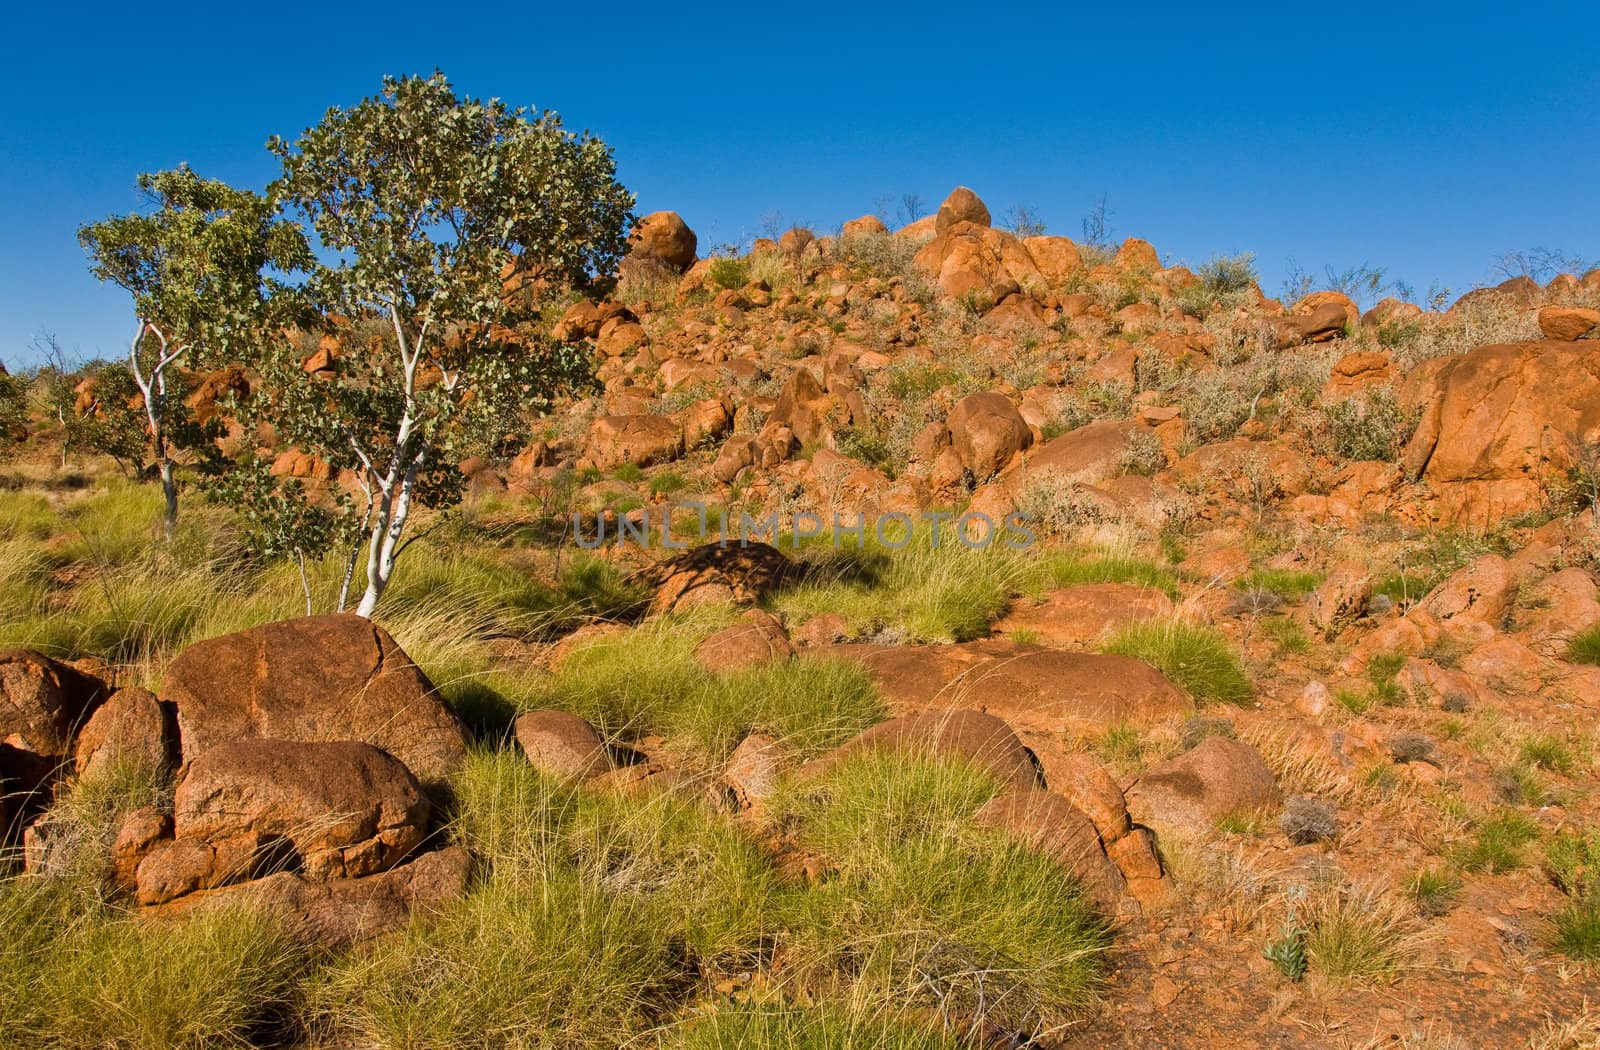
{"left": 263, "top": 72, "right": 632, "bottom": 616}
{"left": 78, "top": 167, "right": 309, "bottom": 535}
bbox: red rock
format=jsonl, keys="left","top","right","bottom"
{"left": 627, "top": 211, "right": 697, "bottom": 272}
{"left": 693, "top": 609, "right": 795, "bottom": 673}
{"left": 1538, "top": 305, "right": 1600, "bottom": 341}
{"left": 947, "top": 391, "right": 1033, "bottom": 479}
{"left": 934, "top": 186, "right": 991, "bottom": 231}
{"left": 584, "top": 414, "right": 683, "bottom": 470}
{"left": 514, "top": 710, "right": 615, "bottom": 781}
{"left": 1126, "top": 737, "right": 1280, "bottom": 837}
{"left": 160, "top": 615, "right": 468, "bottom": 785}
{"left": 994, "top": 584, "right": 1174, "bottom": 648}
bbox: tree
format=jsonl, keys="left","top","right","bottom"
{"left": 262, "top": 72, "right": 632, "bottom": 617}
{"left": 0, "top": 363, "right": 26, "bottom": 456}
{"left": 1001, "top": 205, "right": 1047, "bottom": 239}
{"left": 78, "top": 166, "right": 309, "bottom": 536}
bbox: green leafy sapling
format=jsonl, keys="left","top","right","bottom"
{"left": 262, "top": 71, "right": 632, "bottom": 616}
{"left": 77, "top": 166, "right": 309, "bottom": 536}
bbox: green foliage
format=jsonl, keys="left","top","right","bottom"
{"left": 0, "top": 366, "right": 26, "bottom": 453}
{"left": 249, "top": 72, "right": 630, "bottom": 614}
{"left": 708, "top": 255, "right": 750, "bottom": 290}
{"left": 769, "top": 752, "right": 1109, "bottom": 1034}
{"left": 1102, "top": 619, "right": 1252, "bottom": 704}
{"left": 1197, "top": 252, "right": 1258, "bottom": 294}
{"left": 1455, "top": 810, "right": 1540, "bottom": 873}
{"left": 1404, "top": 867, "right": 1461, "bottom": 917}
{"left": 1544, "top": 830, "right": 1600, "bottom": 961}
{"left": 312, "top": 872, "right": 676, "bottom": 1050}
{"left": 1520, "top": 732, "right": 1581, "bottom": 775}
{"left": 1567, "top": 624, "right": 1600, "bottom": 666}
{"left": 1302, "top": 882, "right": 1420, "bottom": 980}
{"left": 54, "top": 362, "right": 152, "bottom": 478}
{"left": 0, "top": 881, "right": 308, "bottom": 1049}
{"left": 78, "top": 165, "right": 309, "bottom": 530}
{"left": 530, "top": 611, "right": 883, "bottom": 759}
{"left": 1550, "top": 899, "right": 1600, "bottom": 961}
{"left": 1239, "top": 568, "right": 1324, "bottom": 601}
{"left": 1318, "top": 389, "right": 1416, "bottom": 462}
{"left": 773, "top": 527, "right": 1025, "bottom": 643}
{"left": 1264, "top": 896, "right": 1309, "bottom": 981}
{"left": 660, "top": 1004, "right": 967, "bottom": 1049}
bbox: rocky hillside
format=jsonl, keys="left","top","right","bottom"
{"left": 4, "top": 185, "right": 1600, "bottom": 1048}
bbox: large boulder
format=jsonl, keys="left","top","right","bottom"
{"left": 948, "top": 391, "right": 1033, "bottom": 479}
{"left": 1538, "top": 306, "right": 1600, "bottom": 341}
{"left": 633, "top": 542, "right": 797, "bottom": 616}
{"left": 1, "top": 650, "right": 106, "bottom": 762}
{"left": 934, "top": 186, "right": 991, "bottom": 231}
{"left": 816, "top": 639, "right": 1191, "bottom": 734}
{"left": 627, "top": 211, "right": 698, "bottom": 272}
{"left": 1401, "top": 341, "right": 1600, "bottom": 524}
{"left": 584, "top": 414, "right": 684, "bottom": 470}
{"left": 1126, "top": 737, "right": 1280, "bottom": 837}
{"left": 913, "top": 221, "right": 1044, "bottom": 304}
{"left": 803, "top": 709, "right": 1040, "bottom": 790}
{"left": 72, "top": 687, "right": 177, "bottom": 780}
{"left": 137, "top": 739, "right": 430, "bottom": 904}
{"left": 154, "top": 845, "right": 471, "bottom": 949}
{"left": 160, "top": 615, "right": 468, "bottom": 785}
{"left": 1022, "top": 236, "right": 1083, "bottom": 286}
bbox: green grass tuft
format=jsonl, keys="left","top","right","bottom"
{"left": 1101, "top": 619, "right": 1252, "bottom": 704}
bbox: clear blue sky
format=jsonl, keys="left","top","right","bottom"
{"left": 3, "top": 2, "right": 1597, "bottom": 368}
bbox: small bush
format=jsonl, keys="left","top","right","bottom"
{"left": 1102, "top": 619, "right": 1252, "bottom": 704}
{"left": 1281, "top": 796, "right": 1338, "bottom": 845}
{"left": 1303, "top": 881, "right": 1423, "bottom": 981}
{"left": 708, "top": 255, "right": 750, "bottom": 290}
{"left": 1239, "top": 568, "right": 1323, "bottom": 601}
{"left": 1198, "top": 252, "right": 1259, "bottom": 295}
{"left": 1455, "top": 810, "right": 1540, "bottom": 873}
{"left": 1550, "top": 899, "right": 1600, "bottom": 961}
{"left": 1520, "top": 733, "right": 1581, "bottom": 775}
{"left": 769, "top": 751, "right": 1110, "bottom": 1035}
{"left": 1567, "top": 624, "right": 1600, "bottom": 666}
{"left": 1389, "top": 733, "right": 1437, "bottom": 764}
{"left": 0, "top": 881, "right": 308, "bottom": 1050}
{"left": 1319, "top": 389, "right": 1415, "bottom": 462}
{"left": 1405, "top": 867, "right": 1461, "bottom": 917}
{"left": 312, "top": 874, "right": 677, "bottom": 1049}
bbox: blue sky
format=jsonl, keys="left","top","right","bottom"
{"left": 3, "top": 2, "right": 1597, "bottom": 367}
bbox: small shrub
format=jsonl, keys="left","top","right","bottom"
{"left": 1319, "top": 389, "right": 1416, "bottom": 462}
{"left": 708, "top": 255, "right": 749, "bottom": 290}
{"left": 1263, "top": 616, "right": 1310, "bottom": 654}
{"left": 1119, "top": 428, "right": 1166, "bottom": 477}
{"left": 1239, "top": 568, "right": 1323, "bottom": 601}
{"left": 1567, "top": 624, "right": 1600, "bottom": 666}
{"left": 660, "top": 1004, "right": 968, "bottom": 1049}
{"left": 1303, "top": 881, "right": 1423, "bottom": 981}
{"left": 1264, "top": 895, "right": 1309, "bottom": 982}
{"left": 1550, "top": 899, "right": 1600, "bottom": 961}
{"left": 1520, "top": 733, "right": 1581, "bottom": 775}
{"left": 613, "top": 461, "right": 644, "bottom": 482}
{"left": 1197, "top": 252, "right": 1259, "bottom": 295}
{"left": 1102, "top": 619, "right": 1252, "bottom": 704}
{"left": 1389, "top": 733, "right": 1437, "bottom": 765}
{"left": 1455, "top": 810, "right": 1540, "bottom": 873}
{"left": 1405, "top": 867, "right": 1461, "bottom": 917}
{"left": 1281, "top": 796, "right": 1338, "bottom": 845}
